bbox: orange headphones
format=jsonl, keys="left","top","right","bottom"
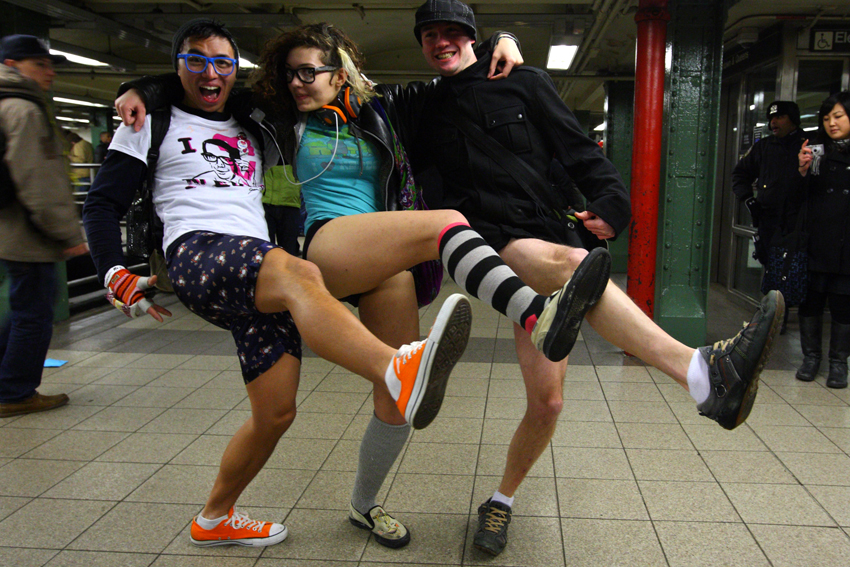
{"left": 316, "top": 85, "right": 361, "bottom": 126}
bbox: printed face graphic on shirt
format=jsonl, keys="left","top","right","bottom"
{"left": 185, "top": 132, "right": 257, "bottom": 188}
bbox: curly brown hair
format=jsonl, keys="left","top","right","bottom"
{"left": 251, "top": 23, "right": 374, "bottom": 118}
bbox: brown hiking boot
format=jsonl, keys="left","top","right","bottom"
{"left": 0, "top": 392, "right": 69, "bottom": 418}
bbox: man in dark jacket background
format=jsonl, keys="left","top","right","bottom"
{"left": 732, "top": 100, "right": 805, "bottom": 334}
{"left": 0, "top": 35, "right": 88, "bottom": 418}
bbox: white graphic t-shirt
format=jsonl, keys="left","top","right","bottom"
{"left": 110, "top": 105, "right": 268, "bottom": 252}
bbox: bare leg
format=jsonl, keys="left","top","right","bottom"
{"left": 254, "top": 248, "right": 396, "bottom": 384}
{"left": 499, "top": 325, "right": 568, "bottom": 496}
{"left": 202, "top": 353, "right": 300, "bottom": 518}
{"left": 499, "top": 239, "right": 693, "bottom": 387}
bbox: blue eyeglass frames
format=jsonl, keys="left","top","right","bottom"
{"left": 177, "top": 54, "right": 238, "bottom": 76}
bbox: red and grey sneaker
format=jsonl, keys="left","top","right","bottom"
{"left": 189, "top": 508, "right": 288, "bottom": 547}
{"left": 530, "top": 247, "right": 611, "bottom": 362}
{"left": 697, "top": 290, "right": 785, "bottom": 430}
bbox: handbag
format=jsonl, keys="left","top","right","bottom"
{"left": 761, "top": 203, "right": 807, "bottom": 306}
{"left": 372, "top": 102, "right": 443, "bottom": 307}
{"left": 443, "top": 105, "right": 605, "bottom": 251}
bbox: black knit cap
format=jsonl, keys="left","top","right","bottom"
{"left": 414, "top": 0, "right": 477, "bottom": 45}
{"left": 766, "top": 100, "right": 801, "bottom": 127}
{"left": 0, "top": 35, "right": 66, "bottom": 63}
{"left": 171, "top": 18, "right": 240, "bottom": 72}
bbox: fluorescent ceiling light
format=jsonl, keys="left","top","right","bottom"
{"left": 50, "top": 49, "right": 109, "bottom": 67}
{"left": 804, "top": 126, "right": 818, "bottom": 131}
{"left": 239, "top": 57, "right": 256, "bottom": 69}
{"left": 547, "top": 45, "right": 579, "bottom": 70}
{"left": 53, "top": 96, "right": 109, "bottom": 108}
{"left": 56, "top": 116, "right": 90, "bottom": 123}
{"left": 594, "top": 122, "right": 605, "bottom": 131}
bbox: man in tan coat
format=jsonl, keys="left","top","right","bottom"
{"left": 0, "top": 34, "right": 88, "bottom": 417}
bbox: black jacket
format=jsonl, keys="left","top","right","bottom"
{"left": 379, "top": 57, "right": 631, "bottom": 238}
{"left": 805, "top": 147, "right": 850, "bottom": 276}
{"left": 732, "top": 129, "right": 806, "bottom": 233}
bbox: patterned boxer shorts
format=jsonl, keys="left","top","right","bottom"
{"left": 166, "top": 231, "right": 302, "bottom": 384}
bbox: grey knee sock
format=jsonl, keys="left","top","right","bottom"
{"left": 351, "top": 414, "right": 410, "bottom": 514}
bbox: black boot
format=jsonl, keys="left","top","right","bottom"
{"left": 796, "top": 315, "right": 822, "bottom": 382}
{"left": 826, "top": 322, "right": 850, "bottom": 389}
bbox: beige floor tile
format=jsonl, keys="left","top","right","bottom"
{"left": 723, "top": 483, "right": 835, "bottom": 526}
{"left": 257, "top": 560, "right": 356, "bottom": 567}
{"left": 43, "top": 461, "right": 161, "bottom": 500}
{"left": 655, "top": 382, "right": 695, "bottom": 404}
{"left": 322, "top": 439, "right": 365, "bottom": 472}
{"left": 385, "top": 472, "right": 474, "bottom": 514}
{"left": 400, "top": 443, "right": 479, "bottom": 475}
{"left": 617, "top": 422, "right": 692, "bottom": 449}
{"left": 777, "top": 451, "right": 850, "bottom": 486}
{"left": 203, "top": 409, "right": 251, "bottom": 436}
{"left": 477, "top": 443, "right": 554, "bottom": 477}
{"left": 561, "top": 381, "right": 606, "bottom": 401}
{"left": 113, "top": 385, "right": 195, "bottom": 408}
{"left": 71, "top": 406, "right": 166, "bottom": 432}
{"left": 93, "top": 367, "right": 169, "bottom": 386}
{"left": 410, "top": 417, "right": 482, "bottom": 445}
{"left": 681, "top": 422, "right": 768, "bottom": 451}
{"left": 260, "top": 508, "right": 367, "bottom": 561}
{"left": 794, "top": 404, "right": 850, "bottom": 428}
{"left": 563, "top": 365, "right": 601, "bottom": 383}
{"left": 0, "top": 427, "right": 62, "bottom": 457}
{"left": 284, "top": 412, "right": 354, "bottom": 440}
{"left": 61, "top": 383, "right": 138, "bottom": 406}
{"left": 341, "top": 414, "right": 375, "bottom": 440}
{"left": 168, "top": 435, "right": 231, "bottom": 466}
{"left": 608, "top": 401, "right": 678, "bottom": 424}
{"left": 601, "top": 381, "right": 664, "bottom": 402}
{"left": 237, "top": 467, "right": 315, "bottom": 509}
{"left": 175, "top": 355, "right": 237, "bottom": 372}
{"left": 595, "top": 366, "right": 653, "bottom": 383}
{"left": 655, "top": 521, "right": 770, "bottom": 567}
{"left": 0, "top": 495, "right": 30, "bottom": 522}
{"left": 750, "top": 424, "right": 842, "bottom": 453}
{"left": 45, "top": 549, "right": 158, "bottom": 566}
{"left": 481, "top": 418, "right": 521, "bottom": 445}
{"left": 96, "top": 432, "right": 198, "bottom": 463}
{"left": 139, "top": 407, "right": 228, "bottom": 434}
{"left": 745, "top": 403, "right": 811, "bottom": 427}
{"left": 626, "top": 449, "right": 714, "bottom": 481}
{"left": 0, "top": 548, "right": 57, "bottom": 567}
{"left": 809, "top": 485, "right": 850, "bottom": 527}
{"left": 297, "top": 391, "right": 369, "bottom": 415}
{"left": 208, "top": 370, "right": 252, "bottom": 389}
{"left": 7, "top": 404, "right": 102, "bottom": 430}
{"left": 702, "top": 450, "right": 797, "bottom": 483}
{"left": 452, "top": 361, "right": 494, "bottom": 379}
{"left": 75, "top": 352, "right": 146, "bottom": 368}
{"left": 125, "top": 464, "right": 218, "bottom": 505}
{"left": 24, "top": 430, "right": 128, "bottom": 461}
{"left": 148, "top": 368, "right": 218, "bottom": 389}
{"left": 438, "top": 395, "right": 487, "bottom": 419}
{"left": 561, "top": 519, "right": 665, "bottom": 567}
{"left": 45, "top": 350, "right": 99, "bottom": 365}
{"left": 68, "top": 501, "right": 199, "bottom": 553}
{"left": 558, "top": 399, "right": 613, "bottom": 422}
{"left": 173, "top": 387, "right": 247, "bottom": 410}
{"left": 42, "top": 365, "right": 114, "bottom": 384}
{"left": 0, "top": 459, "right": 83, "bottom": 497}
{"left": 820, "top": 427, "right": 850, "bottom": 452}
{"left": 557, "top": 478, "right": 648, "bottom": 520}
{"left": 552, "top": 446, "right": 633, "bottom": 480}
{"left": 484, "top": 397, "right": 527, "bottom": 420}
{"left": 264, "top": 437, "right": 337, "bottom": 470}
{"left": 296, "top": 469, "right": 364, "bottom": 510}
{"left": 445, "top": 376, "right": 490, "bottom": 398}
{"left": 133, "top": 353, "right": 195, "bottom": 369}
{"left": 638, "top": 480, "right": 739, "bottom": 522}
{"left": 488, "top": 378, "right": 531, "bottom": 399}
{"left": 771, "top": 385, "right": 847, "bottom": 406}
{"left": 667, "top": 401, "right": 709, "bottom": 426}
{"left": 550, "top": 420, "right": 622, "bottom": 448}
{"left": 0, "top": 498, "right": 113, "bottom": 548}
{"left": 150, "top": 554, "right": 258, "bottom": 566}
{"left": 464, "top": 514, "right": 565, "bottom": 566}
{"left": 750, "top": 524, "right": 850, "bottom": 567}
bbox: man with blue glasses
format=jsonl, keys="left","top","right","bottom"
{"left": 82, "top": 18, "right": 472, "bottom": 549}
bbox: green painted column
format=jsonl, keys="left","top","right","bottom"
{"left": 604, "top": 81, "right": 634, "bottom": 273}
{"left": 655, "top": 0, "right": 727, "bottom": 346}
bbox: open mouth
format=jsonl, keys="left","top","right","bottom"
{"left": 200, "top": 85, "right": 222, "bottom": 103}
{"left": 436, "top": 51, "right": 456, "bottom": 61}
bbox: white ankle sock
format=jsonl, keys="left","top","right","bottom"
{"left": 196, "top": 512, "right": 228, "bottom": 530}
{"left": 491, "top": 490, "right": 514, "bottom": 508}
{"left": 384, "top": 358, "right": 402, "bottom": 400}
{"left": 686, "top": 349, "right": 710, "bottom": 404}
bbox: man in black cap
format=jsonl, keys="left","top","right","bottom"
{"left": 732, "top": 100, "right": 806, "bottom": 333}
{"left": 0, "top": 35, "right": 88, "bottom": 418}
{"left": 397, "top": 0, "right": 783, "bottom": 556}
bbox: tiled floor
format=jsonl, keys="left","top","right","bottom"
{"left": 3, "top": 277, "right": 850, "bottom": 566}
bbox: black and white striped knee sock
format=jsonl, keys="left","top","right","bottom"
{"left": 439, "top": 223, "right": 546, "bottom": 333}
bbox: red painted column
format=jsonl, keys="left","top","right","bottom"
{"left": 627, "top": 0, "right": 670, "bottom": 318}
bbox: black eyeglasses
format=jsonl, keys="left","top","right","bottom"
{"left": 285, "top": 66, "right": 338, "bottom": 84}
{"left": 177, "top": 54, "right": 237, "bottom": 76}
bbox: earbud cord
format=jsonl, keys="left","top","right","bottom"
{"left": 279, "top": 111, "right": 340, "bottom": 186}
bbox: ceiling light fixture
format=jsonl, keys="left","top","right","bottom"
{"left": 547, "top": 34, "right": 582, "bottom": 71}
{"left": 53, "top": 96, "right": 109, "bottom": 108}
{"left": 50, "top": 49, "right": 109, "bottom": 67}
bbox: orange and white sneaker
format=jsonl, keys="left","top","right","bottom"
{"left": 189, "top": 508, "right": 288, "bottom": 547}
{"left": 390, "top": 293, "right": 472, "bottom": 429}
